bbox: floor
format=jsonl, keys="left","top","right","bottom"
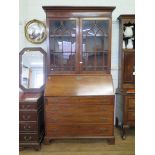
{"left": 20, "top": 127, "right": 135, "bottom": 155}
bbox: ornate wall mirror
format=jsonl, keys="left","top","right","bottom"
{"left": 19, "top": 47, "right": 47, "bottom": 92}
{"left": 25, "top": 19, "right": 47, "bottom": 44}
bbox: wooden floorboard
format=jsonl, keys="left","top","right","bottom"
{"left": 20, "top": 127, "right": 135, "bottom": 155}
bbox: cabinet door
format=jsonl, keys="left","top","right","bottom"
{"left": 81, "top": 19, "right": 111, "bottom": 73}
{"left": 49, "top": 19, "right": 78, "bottom": 73}
{"left": 123, "top": 52, "right": 135, "bottom": 83}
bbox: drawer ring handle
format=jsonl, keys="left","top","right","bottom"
{"left": 101, "top": 117, "right": 107, "bottom": 122}
{"left": 22, "top": 105, "right": 31, "bottom": 109}
{"left": 24, "top": 136, "right": 32, "bottom": 141}
{"left": 24, "top": 125, "right": 31, "bottom": 129}
{"left": 99, "top": 128, "right": 108, "bottom": 132}
{"left": 22, "top": 115, "right": 31, "bottom": 120}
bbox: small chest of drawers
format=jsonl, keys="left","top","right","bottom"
{"left": 19, "top": 93, "right": 44, "bottom": 150}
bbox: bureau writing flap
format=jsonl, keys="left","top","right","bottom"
{"left": 44, "top": 74, "right": 114, "bottom": 97}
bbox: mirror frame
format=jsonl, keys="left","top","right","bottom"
{"left": 25, "top": 19, "right": 47, "bottom": 44}
{"left": 19, "top": 47, "right": 47, "bottom": 92}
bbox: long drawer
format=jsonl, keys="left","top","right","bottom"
{"left": 46, "top": 124, "right": 113, "bottom": 137}
{"left": 46, "top": 96, "right": 114, "bottom": 105}
{"left": 45, "top": 104, "right": 113, "bottom": 115}
{"left": 46, "top": 113, "right": 113, "bottom": 124}
{"left": 45, "top": 97, "right": 114, "bottom": 124}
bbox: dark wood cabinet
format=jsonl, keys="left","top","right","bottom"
{"left": 19, "top": 93, "right": 44, "bottom": 150}
{"left": 116, "top": 15, "right": 135, "bottom": 139}
{"left": 43, "top": 6, "right": 115, "bottom": 144}
{"left": 43, "top": 6, "right": 115, "bottom": 74}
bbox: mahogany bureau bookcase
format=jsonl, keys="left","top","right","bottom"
{"left": 42, "top": 6, "right": 116, "bottom": 144}
{"left": 116, "top": 15, "right": 135, "bottom": 139}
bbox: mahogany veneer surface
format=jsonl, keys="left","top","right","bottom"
{"left": 44, "top": 74, "right": 115, "bottom": 144}
{"left": 45, "top": 74, "right": 114, "bottom": 96}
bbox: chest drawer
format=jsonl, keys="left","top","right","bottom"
{"left": 45, "top": 98, "right": 114, "bottom": 124}
{"left": 47, "top": 124, "right": 113, "bottom": 137}
{"left": 19, "top": 133, "right": 38, "bottom": 142}
{"left": 127, "top": 111, "right": 135, "bottom": 121}
{"left": 46, "top": 113, "right": 113, "bottom": 124}
{"left": 46, "top": 104, "right": 113, "bottom": 114}
{"left": 79, "top": 96, "right": 114, "bottom": 104}
{"left": 46, "top": 96, "right": 114, "bottom": 105}
{"left": 46, "top": 97, "right": 78, "bottom": 104}
{"left": 128, "top": 98, "right": 135, "bottom": 109}
{"left": 19, "top": 111, "right": 37, "bottom": 121}
{"left": 19, "top": 103, "right": 37, "bottom": 110}
{"left": 19, "top": 122, "right": 37, "bottom": 132}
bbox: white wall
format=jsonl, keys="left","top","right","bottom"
{"left": 19, "top": 0, "right": 135, "bottom": 91}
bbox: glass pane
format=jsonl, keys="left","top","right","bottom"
{"left": 123, "top": 22, "right": 135, "bottom": 49}
{"left": 49, "top": 20, "right": 76, "bottom": 72}
{"left": 50, "top": 52, "right": 75, "bottom": 71}
{"left": 82, "top": 20, "right": 109, "bottom": 71}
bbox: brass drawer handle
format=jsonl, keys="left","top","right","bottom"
{"left": 24, "top": 136, "right": 32, "bottom": 141}
{"left": 101, "top": 117, "right": 107, "bottom": 122}
{"left": 22, "top": 105, "right": 31, "bottom": 109}
{"left": 99, "top": 128, "right": 108, "bottom": 132}
{"left": 22, "top": 115, "right": 31, "bottom": 120}
{"left": 52, "top": 107, "right": 59, "bottom": 111}
{"left": 53, "top": 99, "right": 58, "bottom": 103}
{"left": 64, "top": 114, "right": 72, "bottom": 117}
{"left": 101, "top": 99, "right": 109, "bottom": 102}
{"left": 102, "top": 108, "right": 106, "bottom": 111}
{"left": 52, "top": 129, "right": 59, "bottom": 132}
{"left": 23, "top": 124, "right": 31, "bottom": 130}
{"left": 51, "top": 118, "right": 59, "bottom": 122}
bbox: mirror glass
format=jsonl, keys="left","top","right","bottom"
{"left": 21, "top": 51, "right": 43, "bottom": 88}
{"left": 19, "top": 48, "right": 46, "bottom": 91}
